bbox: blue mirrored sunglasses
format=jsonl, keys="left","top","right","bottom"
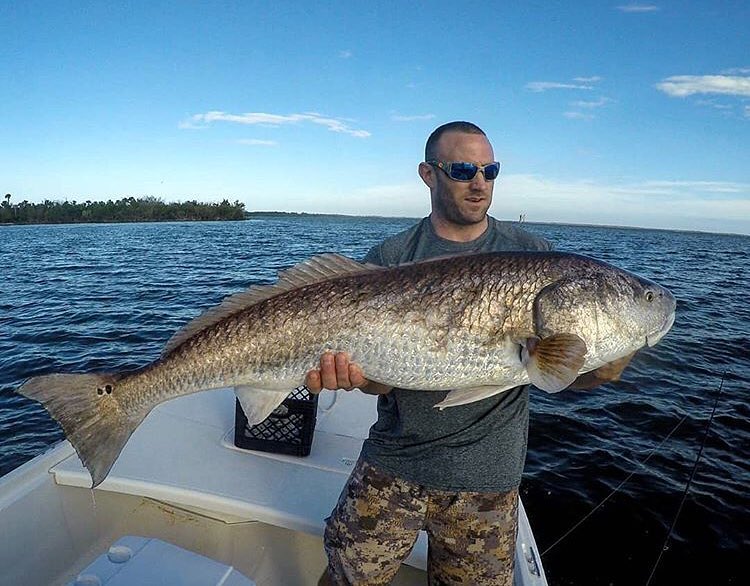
{"left": 426, "top": 160, "right": 501, "bottom": 182}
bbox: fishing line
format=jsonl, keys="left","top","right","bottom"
{"left": 644, "top": 370, "right": 726, "bottom": 586}
{"left": 540, "top": 407, "right": 690, "bottom": 557}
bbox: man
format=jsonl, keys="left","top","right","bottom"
{"left": 307, "top": 121, "right": 551, "bottom": 585}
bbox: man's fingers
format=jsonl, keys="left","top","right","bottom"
{"left": 348, "top": 363, "right": 368, "bottom": 388}
{"left": 305, "top": 369, "right": 323, "bottom": 394}
{"left": 308, "top": 352, "right": 366, "bottom": 393}
{"left": 335, "top": 352, "right": 353, "bottom": 389}
{"left": 319, "top": 352, "right": 340, "bottom": 390}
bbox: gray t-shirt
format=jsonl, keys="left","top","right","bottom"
{"left": 360, "top": 216, "right": 552, "bottom": 491}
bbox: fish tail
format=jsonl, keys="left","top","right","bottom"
{"left": 17, "top": 373, "right": 147, "bottom": 488}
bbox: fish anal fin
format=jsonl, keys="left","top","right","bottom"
{"left": 162, "top": 254, "right": 382, "bottom": 358}
{"left": 523, "top": 333, "right": 587, "bottom": 393}
{"left": 235, "top": 385, "right": 290, "bottom": 426}
{"left": 433, "top": 384, "right": 518, "bottom": 410}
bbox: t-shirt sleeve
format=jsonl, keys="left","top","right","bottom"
{"left": 537, "top": 235, "right": 553, "bottom": 251}
{"left": 363, "top": 244, "right": 384, "bottom": 266}
{"left": 518, "top": 226, "right": 552, "bottom": 251}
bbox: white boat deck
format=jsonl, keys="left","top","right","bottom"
{"left": 52, "top": 388, "right": 432, "bottom": 568}
{"left": 49, "top": 387, "right": 546, "bottom": 583}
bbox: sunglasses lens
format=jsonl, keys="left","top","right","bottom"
{"left": 448, "top": 162, "right": 479, "bottom": 181}
{"left": 484, "top": 162, "right": 500, "bottom": 181}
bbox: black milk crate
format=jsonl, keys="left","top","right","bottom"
{"left": 234, "top": 386, "right": 319, "bottom": 457}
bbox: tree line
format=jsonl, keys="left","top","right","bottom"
{"left": 0, "top": 195, "right": 246, "bottom": 224}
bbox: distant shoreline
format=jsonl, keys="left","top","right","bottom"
{"left": 245, "top": 211, "right": 747, "bottom": 238}
{"left": 0, "top": 196, "right": 245, "bottom": 225}
{"left": 1, "top": 209, "right": 745, "bottom": 238}
{"left": 244, "top": 211, "right": 414, "bottom": 221}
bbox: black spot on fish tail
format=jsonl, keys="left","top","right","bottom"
{"left": 17, "top": 373, "right": 148, "bottom": 487}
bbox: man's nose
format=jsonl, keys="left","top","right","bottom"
{"left": 470, "top": 169, "right": 489, "bottom": 189}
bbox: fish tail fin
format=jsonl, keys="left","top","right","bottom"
{"left": 17, "top": 373, "right": 146, "bottom": 488}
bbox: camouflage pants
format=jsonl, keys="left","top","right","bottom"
{"left": 322, "top": 458, "right": 518, "bottom": 586}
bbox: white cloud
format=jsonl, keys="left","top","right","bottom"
{"left": 695, "top": 99, "right": 733, "bottom": 111}
{"left": 528, "top": 79, "right": 606, "bottom": 118}
{"left": 236, "top": 139, "right": 278, "bottom": 146}
{"left": 313, "top": 180, "right": 430, "bottom": 218}
{"left": 656, "top": 75, "right": 750, "bottom": 97}
{"left": 180, "top": 111, "right": 371, "bottom": 137}
{"left": 622, "top": 180, "right": 749, "bottom": 195}
{"left": 391, "top": 114, "right": 436, "bottom": 122}
{"left": 616, "top": 4, "right": 660, "bottom": 12}
{"left": 493, "top": 174, "right": 750, "bottom": 234}
{"left": 563, "top": 111, "right": 594, "bottom": 120}
{"left": 526, "top": 81, "right": 595, "bottom": 92}
{"left": 570, "top": 97, "right": 612, "bottom": 108}
{"left": 339, "top": 50, "right": 353, "bottom": 59}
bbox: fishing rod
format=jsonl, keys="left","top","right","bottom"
{"left": 541, "top": 370, "right": 727, "bottom": 562}
{"left": 540, "top": 410, "right": 689, "bottom": 557}
{"left": 644, "top": 370, "right": 726, "bottom": 586}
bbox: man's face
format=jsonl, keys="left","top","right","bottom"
{"left": 425, "top": 131, "right": 496, "bottom": 226}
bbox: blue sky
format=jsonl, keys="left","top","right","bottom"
{"left": 2, "top": 1, "right": 749, "bottom": 234}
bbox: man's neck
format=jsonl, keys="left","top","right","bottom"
{"left": 429, "top": 214, "right": 489, "bottom": 243}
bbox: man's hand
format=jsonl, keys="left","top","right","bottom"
{"left": 305, "top": 352, "right": 392, "bottom": 395}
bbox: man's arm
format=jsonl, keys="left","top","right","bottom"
{"left": 305, "top": 352, "right": 393, "bottom": 395}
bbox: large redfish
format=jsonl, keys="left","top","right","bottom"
{"left": 18, "top": 252, "right": 676, "bottom": 487}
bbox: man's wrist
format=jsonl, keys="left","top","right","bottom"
{"left": 359, "top": 381, "right": 393, "bottom": 395}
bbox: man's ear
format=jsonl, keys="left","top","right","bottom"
{"left": 418, "top": 162, "right": 436, "bottom": 189}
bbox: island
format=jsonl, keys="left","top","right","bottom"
{"left": 0, "top": 194, "right": 245, "bottom": 224}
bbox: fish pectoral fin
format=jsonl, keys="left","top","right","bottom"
{"left": 522, "top": 333, "right": 587, "bottom": 393}
{"left": 433, "top": 384, "right": 517, "bottom": 410}
{"left": 234, "top": 386, "right": 289, "bottom": 426}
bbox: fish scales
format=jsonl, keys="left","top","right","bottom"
{"left": 128, "top": 253, "right": 602, "bottom": 394}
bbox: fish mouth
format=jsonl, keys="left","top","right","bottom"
{"left": 646, "top": 310, "right": 675, "bottom": 347}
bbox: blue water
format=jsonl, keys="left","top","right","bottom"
{"left": 0, "top": 218, "right": 747, "bottom": 585}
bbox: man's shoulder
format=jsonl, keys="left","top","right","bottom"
{"left": 364, "top": 218, "right": 429, "bottom": 265}
{"left": 487, "top": 217, "right": 552, "bottom": 251}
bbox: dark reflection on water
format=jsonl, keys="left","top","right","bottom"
{"left": 0, "top": 218, "right": 747, "bottom": 585}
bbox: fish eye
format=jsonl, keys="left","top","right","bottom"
{"left": 645, "top": 291, "right": 654, "bottom": 302}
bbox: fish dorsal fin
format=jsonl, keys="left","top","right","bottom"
{"left": 162, "top": 254, "right": 379, "bottom": 357}
{"left": 277, "top": 253, "right": 380, "bottom": 287}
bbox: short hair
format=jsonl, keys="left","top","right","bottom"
{"left": 425, "top": 121, "right": 487, "bottom": 161}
